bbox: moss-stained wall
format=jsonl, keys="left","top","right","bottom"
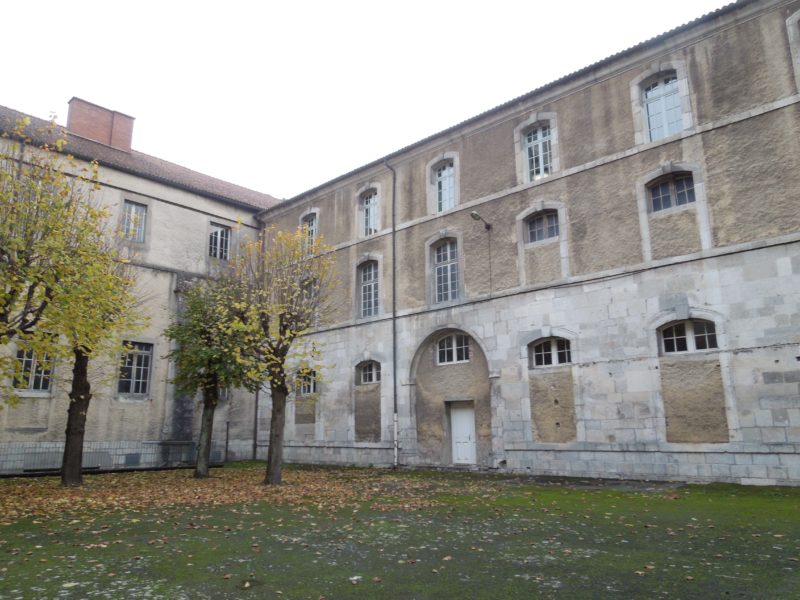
{"left": 529, "top": 369, "right": 577, "bottom": 443}
{"left": 689, "top": 9, "right": 797, "bottom": 125}
{"left": 354, "top": 383, "right": 381, "bottom": 442}
{"left": 660, "top": 357, "right": 728, "bottom": 442}
{"left": 414, "top": 333, "right": 491, "bottom": 465}
{"left": 704, "top": 108, "right": 800, "bottom": 247}
{"left": 649, "top": 209, "right": 701, "bottom": 260}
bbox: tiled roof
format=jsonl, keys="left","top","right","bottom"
{"left": 0, "top": 104, "right": 279, "bottom": 211}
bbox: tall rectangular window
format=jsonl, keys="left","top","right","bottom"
{"left": 434, "top": 239, "right": 458, "bottom": 303}
{"left": 302, "top": 213, "right": 318, "bottom": 248}
{"left": 299, "top": 371, "right": 317, "bottom": 396}
{"left": 118, "top": 341, "right": 153, "bottom": 396}
{"left": 209, "top": 223, "right": 230, "bottom": 260}
{"left": 122, "top": 200, "right": 147, "bottom": 243}
{"left": 645, "top": 74, "right": 681, "bottom": 141}
{"left": 525, "top": 125, "right": 552, "bottom": 181}
{"left": 14, "top": 349, "right": 52, "bottom": 391}
{"left": 435, "top": 162, "right": 455, "bottom": 212}
{"left": 362, "top": 191, "right": 378, "bottom": 236}
{"left": 359, "top": 261, "right": 379, "bottom": 317}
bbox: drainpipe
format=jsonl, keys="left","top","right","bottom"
{"left": 384, "top": 159, "right": 399, "bottom": 469}
{"left": 252, "top": 387, "right": 259, "bottom": 460}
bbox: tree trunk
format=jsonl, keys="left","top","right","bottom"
{"left": 265, "top": 383, "right": 287, "bottom": 485}
{"left": 194, "top": 379, "right": 219, "bottom": 479}
{"left": 61, "top": 347, "right": 92, "bottom": 487}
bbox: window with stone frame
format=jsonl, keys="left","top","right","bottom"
{"left": 298, "top": 370, "right": 317, "bottom": 396}
{"left": 436, "top": 334, "right": 470, "bottom": 365}
{"left": 358, "top": 260, "right": 379, "bottom": 318}
{"left": 647, "top": 172, "right": 695, "bottom": 212}
{"left": 122, "top": 200, "right": 147, "bottom": 243}
{"left": 432, "top": 238, "right": 459, "bottom": 303}
{"left": 524, "top": 123, "right": 552, "bottom": 181}
{"left": 118, "top": 341, "right": 153, "bottom": 396}
{"left": 13, "top": 348, "right": 53, "bottom": 392}
{"left": 434, "top": 160, "right": 455, "bottom": 212}
{"left": 526, "top": 210, "right": 559, "bottom": 243}
{"left": 301, "top": 213, "right": 318, "bottom": 247}
{"left": 659, "top": 319, "right": 717, "bottom": 354}
{"left": 208, "top": 223, "right": 230, "bottom": 260}
{"left": 529, "top": 337, "right": 571, "bottom": 368}
{"left": 361, "top": 190, "right": 379, "bottom": 236}
{"left": 644, "top": 72, "right": 681, "bottom": 141}
{"left": 357, "top": 361, "right": 381, "bottom": 384}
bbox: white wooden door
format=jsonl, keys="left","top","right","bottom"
{"left": 450, "top": 402, "right": 476, "bottom": 465}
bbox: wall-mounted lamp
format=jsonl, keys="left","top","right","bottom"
{"left": 470, "top": 210, "right": 492, "bottom": 230}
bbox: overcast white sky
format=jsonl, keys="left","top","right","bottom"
{"left": 5, "top": 0, "right": 729, "bottom": 199}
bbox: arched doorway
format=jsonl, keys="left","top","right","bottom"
{"left": 410, "top": 328, "right": 491, "bottom": 466}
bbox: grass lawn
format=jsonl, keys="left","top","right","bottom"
{"left": 0, "top": 464, "right": 798, "bottom": 599}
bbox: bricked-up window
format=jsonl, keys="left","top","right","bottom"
{"left": 529, "top": 337, "right": 571, "bottom": 368}
{"left": 358, "top": 361, "right": 381, "bottom": 384}
{"left": 644, "top": 72, "right": 681, "bottom": 141}
{"left": 299, "top": 370, "right": 317, "bottom": 396}
{"left": 526, "top": 210, "right": 559, "bottom": 243}
{"left": 359, "top": 261, "right": 379, "bottom": 317}
{"left": 361, "top": 190, "right": 379, "bottom": 236}
{"left": 660, "top": 319, "right": 718, "bottom": 354}
{"left": 434, "top": 161, "right": 455, "bottom": 212}
{"left": 118, "top": 342, "right": 153, "bottom": 396}
{"left": 14, "top": 349, "right": 52, "bottom": 391}
{"left": 122, "top": 200, "right": 147, "bottom": 243}
{"left": 433, "top": 239, "right": 459, "bottom": 303}
{"left": 437, "top": 334, "right": 470, "bottom": 365}
{"left": 524, "top": 124, "right": 552, "bottom": 181}
{"left": 208, "top": 223, "right": 230, "bottom": 260}
{"left": 648, "top": 173, "right": 695, "bottom": 212}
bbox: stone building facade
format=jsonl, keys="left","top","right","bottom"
{"left": 0, "top": 98, "right": 276, "bottom": 472}
{"left": 1, "top": 0, "right": 799, "bottom": 485}
{"left": 262, "top": 0, "right": 800, "bottom": 485}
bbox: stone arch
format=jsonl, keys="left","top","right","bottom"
{"left": 409, "top": 326, "right": 491, "bottom": 466}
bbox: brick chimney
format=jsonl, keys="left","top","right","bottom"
{"left": 66, "top": 97, "right": 135, "bottom": 152}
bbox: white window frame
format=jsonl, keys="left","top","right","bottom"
{"left": 298, "top": 370, "right": 317, "bottom": 396}
{"left": 300, "top": 210, "right": 319, "bottom": 249}
{"left": 358, "top": 260, "right": 379, "bottom": 318}
{"left": 122, "top": 200, "right": 147, "bottom": 243}
{"left": 514, "top": 113, "right": 560, "bottom": 186}
{"left": 433, "top": 238, "right": 459, "bottom": 303}
{"left": 524, "top": 124, "right": 552, "bottom": 181}
{"left": 13, "top": 348, "right": 52, "bottom": 392}
{"left": 644, "top": 74, "right": 681, "bottom": 141}
{"left": 208, "top": 223, "right": 231, "bottom": 260}
{"left": 435, "top": 161, "right": 455, "bottom": 212}
{"left": 659, "top": 319, "right": 718, "bottom": 355}
{"left": 436, "top": 334, "right": 471, "bottom": 365}
{"left": 358, "top": 361, "right": 381, "bottom": 384}
{"left": 426, "top": 152, "right": 460, "bottom": 214}
{"left": 526, "top": 210, "right": 559, "bottom": 243}
{"left": 361, "top": 190, "right": 379, "bottom": 237}
{"left": 528, "top": 337, "right": 572, "bottom": 368}
{"left": 647, "top": 172, "right": 696, "bottom": 213}
{"left": 118, "top": 341, "right": 153, "bottom": 398}
{"left": 630, "top": 61, "right": 694, "bottom": 146}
